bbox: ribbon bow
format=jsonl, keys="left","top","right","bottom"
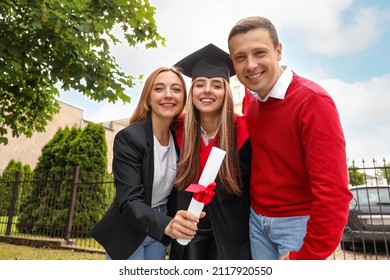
{"left": 185, "top": 182, "right": 216, "bottom": 205}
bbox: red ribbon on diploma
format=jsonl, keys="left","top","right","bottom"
{"left": 185, "top": 182, "right": 216, "bottom": 205}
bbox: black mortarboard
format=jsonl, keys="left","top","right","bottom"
{"left": 173, "top": 43, "right": 235, "bottom": 81}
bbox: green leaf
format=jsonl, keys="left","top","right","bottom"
{"left": 11, "top": 60, "right": 22, "bottom": 71}
{"left": 0, "top": 0, "right": 165, "bottom": 144}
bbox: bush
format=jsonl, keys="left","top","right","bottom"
{"left": 16, "top": 123, "right": 111, "bottom": 238}
{"left": 0, "top": 160, "right": 32, "bottom": 216}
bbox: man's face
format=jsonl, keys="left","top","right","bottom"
{"left": 229, "top": 28, "right": 283, "bottom": 99}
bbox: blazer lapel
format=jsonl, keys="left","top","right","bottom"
{"left": 142, "top": 114, "right": 154, "bottom": 205}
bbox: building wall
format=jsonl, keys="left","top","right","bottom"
{"left": 0, "top": 101, "right": 127, "bottom": 174}
{"left": 231, "top": 76, "right": 244, "bottom": 114}
{"left": 101, "top": 118, "right": 129, "bottom": 173}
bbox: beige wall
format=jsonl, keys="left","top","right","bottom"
{"left": 0, "top": 101, "right": 127, "bottom": 174}
{"left": 101, "top": 118, "right": 129, "bottom": 173}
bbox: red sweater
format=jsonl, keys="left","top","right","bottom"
{"left": 243, "top": 72, "right": 352, "bottom": 259}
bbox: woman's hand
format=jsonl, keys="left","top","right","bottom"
{"left": 164, "top": 210, "right": 205, "bottom": 240}
{"left": 279, "top": 252, "right": 290, "bottom": 260}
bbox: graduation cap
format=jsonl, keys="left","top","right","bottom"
{"left": 173, "top": 43, "right": 235, "bottom": 81}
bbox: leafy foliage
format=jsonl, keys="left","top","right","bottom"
{"left": 0, "top": 159, "right": 32, "bottom": 216}
{"left": 66, "top": 122, "right": 107, "bottom": 173}
{"left": 17, "top": 127, "right": 75, "bottom": 236}
{"left": 33, "top": 126, "right": 82, "bottom": 173}
{"left": 17, "top": 123, "right": 112, "bottom": 237}
{"left": 380, "top": 163, "right": 390, "bottom": 183}
{"left": 66, "top": 123, "right": 110, "bottom": 236}
{"left": 0, "top": 0, "right": 165, "bottom": 144}
{"left": 348, "top": 165, "right": 365, "bottom": 186}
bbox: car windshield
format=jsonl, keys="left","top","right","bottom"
{"left": 352, "top": 187, "right": 390, "bottom": 206}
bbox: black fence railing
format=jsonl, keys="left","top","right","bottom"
{"left": 0, "top": 167, "right": 115, "bottom": 251}
{"left": 0, "top": 162, "right": 389, "bottom": 260}
{"left": 335, "top": 159, "right": 390, "bottom": 260}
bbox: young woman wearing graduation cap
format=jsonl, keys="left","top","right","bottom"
{"left": 90, "top": 67, "right": 204, "bottom": 260}
{"left": 169, "top": 44, "right": 252, "bottom": 260}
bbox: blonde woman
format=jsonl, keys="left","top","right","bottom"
{"left": 169, "top": 44, "right": 251, "bottom": 260}
{"left": 90, "top": 67, "right": 202, "bottom": 260}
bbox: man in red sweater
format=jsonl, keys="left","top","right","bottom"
{"left": 227, "top": 16, "right": 353, "bottom": 260}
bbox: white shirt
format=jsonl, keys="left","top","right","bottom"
{"left": 249, "top": 65, "right": 292, "bottom": 102}
{"left": 200, "top": 125, "right": 219, "bottom": 145}
{"left": 151, "top": 132, "right": 177, "bottom": 207}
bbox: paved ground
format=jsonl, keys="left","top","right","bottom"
{"left": 329, "top": 243, "right": 389, "bottom": 260}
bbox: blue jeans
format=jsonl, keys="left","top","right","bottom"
{"left": 249, "top": 207, "right": 309, "bottom": 260}
{"left": 106, "top": 204, "right": 168, "bottom": 260}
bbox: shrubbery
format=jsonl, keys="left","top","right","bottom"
{"left": 16, "top": 123, "right": 112, "bottom": 237}
{"left": 0, "top": 160, "right": 32, "bottom": 216}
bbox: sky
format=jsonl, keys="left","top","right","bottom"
{"left": 59, "top": 0, "right": 390, "bottom": 163}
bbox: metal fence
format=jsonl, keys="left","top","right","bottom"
{"left": 335, "top": 159, "right": 390, "bottom": 260}
{"left": 0, "top": 161, "right": 389, "bottom": 260}
{"left": 0, "top": 167, "right": 115, "bottom": 252}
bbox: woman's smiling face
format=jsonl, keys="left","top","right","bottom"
{"left": 149, "top": 71, "right": 185, "bottom": 121}
{"left": 192, "top": 76, "right": 225, "bottom": 118}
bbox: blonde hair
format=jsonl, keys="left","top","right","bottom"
{"left": 175, "top": 79, "right": 241, "bottom": 195}
{"left": 129, "top": 67, "right": 187, "bottom": 124}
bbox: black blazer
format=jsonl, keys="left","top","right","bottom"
{"left": 89, "top": 114, "right": 179, "bottom": 260}
{"left": 169, "top": 139, "right": 252, "bottom": 260}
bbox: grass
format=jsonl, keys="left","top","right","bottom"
{"left": 0, "top": 242, "right": 105, "bottom": 260}
{"left": 1, "top": 216, "right": 104, "bottom": 250}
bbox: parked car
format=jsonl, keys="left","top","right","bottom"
{"left": 341, "top": 185, "right": 390, "bottom": 250}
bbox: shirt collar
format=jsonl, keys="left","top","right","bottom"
{"left": 249, "top": 65, "right": 292, "bottom": 102}
{"left": 200, "top": 125, "right": 219, "bottom": 145}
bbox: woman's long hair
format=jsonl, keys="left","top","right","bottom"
{"left": 129, "top": 67, "right": 187, "bottom": 125}
{"left": 175, "top": 79, "right": 241, "bottom": 195}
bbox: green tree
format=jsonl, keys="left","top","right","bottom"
{"left": 348, "top": 165, "right": 365, "bottom": 186}
{"left": 66, "top": 123, "right": 110, "bottom": 236}
{"left": 17, "top": 123, "right": 110, "bottom": 238}
{"left": 380, "top": 163, "right": 390, "bottom": 183}
{"left": 32, "top": 126, "right": 85, "bottom": 174}
{"left": 30, "top": 126, "right": 82, "bottom": 173}
{"left": 16, "top": 127, "right": 75, "bottom": 236}
{"left": 0, "top": 0, "right": 165, "bottom": 144}
{"left": 66, "top": 122, "right": 107, "bottom": 173}
{"left": 0, "top": 159, "right": 32, "bottom": 216}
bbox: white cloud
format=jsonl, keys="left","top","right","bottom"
{"left": 319, "top": 74, "right": 390, "bottom": 161}
{"left": 235, "top": 1, "right": 388, "bottom": 55}
{"left": 295, "top": 7, "right": 389, "bottom": 57}
{"left": 107, "top": 0, "right": 390, "bottom": 75}
{"left": 236, "top": 0, "right": 390, "bottom": 57}
{"left": 84, "top": 86, "right": 142, "bottom": 123}
{"left": 86, "top": 102, "right": 135, "bottom": 123}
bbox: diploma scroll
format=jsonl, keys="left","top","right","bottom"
{"left": 177, "top": 147, "right": 226, "bottom": 246}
